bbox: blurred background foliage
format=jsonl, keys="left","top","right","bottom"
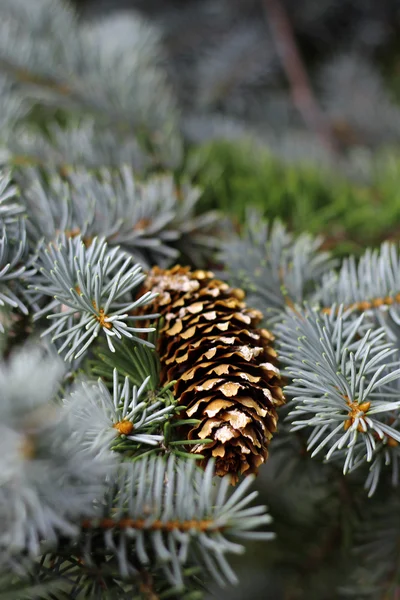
{"left": 72, "top": 0, "right": 400, "bottom": 260}
{"left": 187, "top": 141, "right": 400, "bottom": 258}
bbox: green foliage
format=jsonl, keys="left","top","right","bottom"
{"left": 88, "top": 333, "right": 163, "bottom": 391}
{"left": 189, "top": 139, "right": 400, "bottom": 258}
{"left": 86, "top": 337, "right": 212, "bottom": 461}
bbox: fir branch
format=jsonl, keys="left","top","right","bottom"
{"left": 78, "top": 455, "right": 273, "bottom": 590}
{"left": 316, "top": 241, "right": 400, "bottom": 310}
{"left": 315, "top": 242, "right": 400, "bottom": 344}
{"left": 87, "top": 338, "right": 207, "bottom": 460}
{"left": 0, "top": 0, "right": 182, "bottom": 168}
{"left": 8, "top": 120, "right": 150, "bottom": 172}
{"left": 21, "top": 167, "right": 221, "bottom": 269}
{"left": 1, "top": 457, "right": 271, "bottom": 597}
{"left": 9, "top": 557, "right": 205, "bottom": 600}
{"left": 0, "top": 170, "right": 35, "bottom": 325}
{"left": 0, "top": 344, "right": 116, "bottom": 560}
{"left": 64, "top": 368, "right": 176, "bottom": 455}
{"left": 64, "top": 168, "right": 220, "bottom": 269}
{"left": 220, "top": 211, "right": 335, "bottom": 321}
{"left": 277, "top": 305, "right": 400, "bottom": 490}
{"left": 30, "top": 235, "right": 158, "bottom": 361}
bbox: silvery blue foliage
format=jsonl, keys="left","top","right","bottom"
{"left": 0, "top": 0, "right": 182, "bottom": 169}
{"left": 0, "top": 0, "right": 294, "bottom": 596}
{"left": 220, "top": 212, "right": 336, "bottom": 321}
{"left": 31, "top": 234, "right": 158, "bottom": 361}
{"left": 20, "top": 166, "right": 220, "bottom": 269}
{"left": 0, "top": 171, "right": 35, "bottom": 326}
{"left": 81, "top": 455, "right": 273, "bottom": 589}
{"left": 0, "top": 344, "right": 116, "bottom": 560}
{"left": 0, "top": 170, "right": 23, "bottom": 224}
{"left": 64, "top": 368, "right": 175, "bottom": 453}
{"left": 315, "top": 242, "right": 400, "bottom": 310}
{"left": 277, "top": 305, "right": 400, "bottom": 491}
{"left": 315, "top": 241, "right": 400, "bottom": 343}
{"left": 0, "top": 223, "right": 30, "bottom": 319}
{"left": 0, "top": 75, "right": 26, "bottom": 136}
{"left": 9, "top": 119, "right": 150, "bottom": 172}
{"left": 2, "top": 0, "right": 400, "bottom": 596}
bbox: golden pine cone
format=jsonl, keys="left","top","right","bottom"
{"left": 140, "top": 265, "right": 285, "bottom": 483}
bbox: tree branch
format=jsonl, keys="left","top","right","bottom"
{"left": 262, "top": 0, "right": 338, "bottom": 155}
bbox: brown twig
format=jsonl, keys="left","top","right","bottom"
{"left": 81, "top": 516, "right": 223, "bottom": 533}
{"left": 262, "top": 0, "right": 338, "bottom": 155}
{"left": 321, "top": 292, "right": 400, "bottom": 316}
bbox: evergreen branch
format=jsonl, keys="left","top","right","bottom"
{"left": 79, "top": 454, "right": 273, "bottom": 590}
{"left": 2, "top": 456, "right": 271, "bottom": 597}
{"left": 6, "top": 557, "right": 205, "bottom": 599}
{"left": 0, "top": 0, "right": 182, "bottom": 168}
{"left": 30, "top": 235, "right": 157, "bottom": 361}
{"left": 0, "top": 344, "right": 116, "bottom": 560}
{"left": 64, "top": 368, "right": 176, "bottom": 455}
{"left": 9, "top": 120, "right": 150, "bottom": 172}
{"left": 0, "top": 170, "right": 35, "bottom": 325}
{"left": 0, "top": 170, "right": 24, "bottom": 225}
{"left": 316, "top": 241, "right": 400, "bottom": 309}
{"left": 64, "top": 168, "right": 220, "bottom": 269}
{"left": 86, "top": 338, "right": 206, "bottom": 459}
{"left": 21, "top": 167, "right": 221, "bottom": 269}
{"left": 276, "top": 305, "right": 400, "bottom": 490}
{"left": 316, "top": 242, "right": 400, "bottom": 342}
{"left": 88, "top": 335, "right": 162, "bottom": 390}
{"left": 220, "top": 211, "right": 335, "bottom": 321}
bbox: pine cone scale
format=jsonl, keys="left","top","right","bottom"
{"left": 164, "top": 328, "right": 275, "bottom": 370}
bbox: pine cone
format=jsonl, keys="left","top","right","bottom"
{"left": 140, "top": 265, "right": 285, "bottom": 483}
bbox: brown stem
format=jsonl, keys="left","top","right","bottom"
{"left": 321, "top": 292, "right": 400, "bottom": 316}
{"left": 81, "top": 516, "right": 223, "bottom": 533}
{"left": 262, "top": 0, "right": 338, "bottom": 155}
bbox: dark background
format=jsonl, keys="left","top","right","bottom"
{"left": 73, "top": 0, "right": 400, "bottom": 153}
